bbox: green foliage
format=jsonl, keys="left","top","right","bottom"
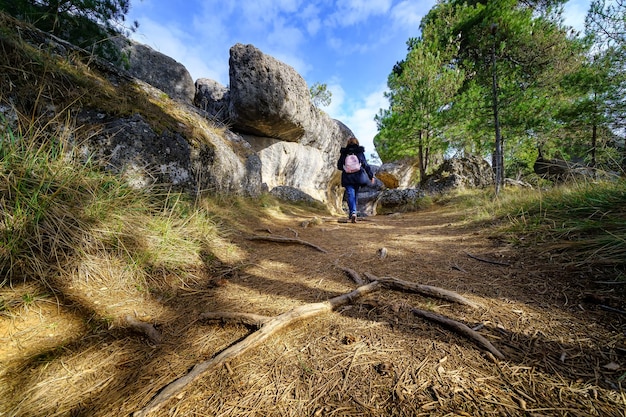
{"left": 309, "top": 82, "right": 332, "bottom": 108}
{"left": 586, "top": 0, "right": 626, "bottom": 48}
{"left": 0, "top": 0, "right": 137, "bottom": 62}
{"left": 375, "top": 0, "right": 625, "bottom": 184}
{"left": 375, "top": 38, "right": 463, "bottom": 175}
{"left": 0, "top": 114, "right": 228, "bottom": 288}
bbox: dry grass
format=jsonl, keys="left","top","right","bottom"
{"left": 2, "top": 203, "right": 624, "bottom": 417}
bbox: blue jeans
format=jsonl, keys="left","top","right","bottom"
{"left": 345, "top": 185, "right": 358, "bottom": 216}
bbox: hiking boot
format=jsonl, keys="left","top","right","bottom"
{"left": 350, "top": 213, "right": 357, "bottom": 223}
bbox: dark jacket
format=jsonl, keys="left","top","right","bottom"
{"left": 337, "top": 144, "right": 374, "bottom": 187}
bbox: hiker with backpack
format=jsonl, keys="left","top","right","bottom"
{"left": 337, "top": 137, "right": 375, "bottom": 223}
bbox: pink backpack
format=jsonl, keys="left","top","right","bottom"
{"left": 343, "top": 154, "right": 361, "bottom": 173}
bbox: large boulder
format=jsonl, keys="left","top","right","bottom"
{"left": 227, "top": 43, "right": 311, "bottom": 142}
{"left": 118, "top": 40, "right": 195, "bottom": 104}
{"left": 196, "top": 44, "right": 352, "bottom": 205}
{"left": 376, "top": 159, "right": 419, "bottom": 189}
{"left": 421, "top": 155, "right": 493, "bottom": 193}
{"left": 376, "top": 188, "right": 427, "bottom": 213}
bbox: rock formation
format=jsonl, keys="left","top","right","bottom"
{"left": 196, "top": 43, "right": 353, "bottom": 204}
{"left": 421, "top": 155, "right": 493, "bottom": 194}
{"left": 375, "top": 159, "right": 420, "bottom": 189}
{"left": 1, "top": 13, "right": 498, "bottom": 216}
{"left": 117, "top": 40, "right": 196, "bottom": 104}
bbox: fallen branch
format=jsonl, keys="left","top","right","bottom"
{"left": 364, "top": 273, "right": 479, "bottom": 309}
{"left": 411, "top": 308, "right": 504, "bottom": 360}
{"left": 247, "top": 235, "right": 327, "bottom": 253}
{"left": 465, "top": 251, "right": 510, "bottom": 266}
{"left": 133, "top": 282, "right": 381, "bottom": 417}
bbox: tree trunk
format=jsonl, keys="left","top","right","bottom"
{"left": 418, "top": 130, "right": 425, "bottom": 182}
{"left": 491, "top": 27, "right": 504, "bottom": 195}
{"left": 591, "top": 122, "right": 597, "bottom": 168}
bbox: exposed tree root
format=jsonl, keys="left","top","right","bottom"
{"left": 133, "top": 264, "right": 499, "bottom": 416}
{"left": 124, "top": 315, "right": 162, "bottom": 345}
{"left": 411, "top": 308, "right": 505, "bottom": 360}
{"left": 133, "top": 282, "right": 381, "bottom": 417}
{"left": 247, "top": 235, "right": 328, "bottom": 253}
{"left": 363, "top": 272, "right": 480, "bottom": 308}
{"left": 336, "top": 265, "right": 365, "bottom": 285}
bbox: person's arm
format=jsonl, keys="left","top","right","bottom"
{"left": 360, "top": 154, "right": 374, "bottom": 179}
{"left": 359, "top": 154, "right": 376, "bottom": 184}
{"left": 337, "top": 153, "right": 345, "bottom": 171}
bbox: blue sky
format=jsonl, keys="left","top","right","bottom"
{"left": 125, "top": 0, "right": 591, "bottom": 160}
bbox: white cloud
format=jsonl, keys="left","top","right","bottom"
{"left": 301, "top": 4, "right": 322, "bottom": 35}
{"left": 323, "top": 81, "right": 388, "bottom": 160}
{"left": 321, "top": 78, "right": 346, "bottom": 117}
{"left": 391, "top": 0, "right": 433, "bottom": 29}
{"left": 327, "top": 0, "right": 393, "bottom": 27}
{"left": 267, "top": 18, "right": 306, "bottom": 51}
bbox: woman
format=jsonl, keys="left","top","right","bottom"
{"left": 337, "top": 137, "right": 375, "bottom": 223}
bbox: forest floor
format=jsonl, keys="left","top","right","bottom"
{"left": 1, "top": 205, "right": 625, "bottom": 416}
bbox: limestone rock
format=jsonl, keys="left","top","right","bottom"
{"left": 377, "top": 189, "right": 427, "bottom": 213}
{"left": 76, "top": 81, "right": 263, "bottom": 196}
{"left": 242, "top": 136, "right": 332, "bottom": 203}
{"left": 194, "top": 78, "right": 230, "bottom": 122}
{"left": 228, "top": 43, "right": 311, "bottom": 142}
{"left": 219, "top": 44, "right": 352, "bottom": 206}
{"left": 119, "top": 40, "right": 195, "bottom": 104}
{"left": 269, "top": 186, "right": 318, "bottom": 204}
{"left": 422, "top": 156, "right": 493, "bottom": 194}
{"left": 376, "top": 159, "right": 419, "bottom": 189}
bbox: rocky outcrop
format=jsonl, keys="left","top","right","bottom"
{"left": 197, "top": 44, "right": 352, "bottom": 205}
{"left": 118, "top": 40, "right": 195, "bottom": 104}
{"left": 0, "top": 15, "right": 350, "bottom": 209}
{"left": 377, "top": 188, "right": 427, "bottom": 213}
{"left": 195, "top": 78, "right": 230, "bottom": 122}
{"left": 421, "top": 155, "right": 493, "bottom": 194}
{"left": 76, "top": 81, "right": 262, "bottom": 196}
{"left": 376, "top": 159, "right": 419, "bottom": 189}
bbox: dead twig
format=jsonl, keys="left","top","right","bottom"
{"left": 247, "top": 235, "right": 327, "bottom": 253}
{"left": 465, "top": 251, "right": 510, "bottom": 266}
{"left": 451, "top": 263, "right": 467, "bottom": 273}
{"left": 599, "top": 305, "right": 626, "bottom": 316}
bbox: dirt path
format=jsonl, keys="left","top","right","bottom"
{"left": 2, "top": 207, "right": 624, "bottom": 416}
{"left": 171, "top": 207, "right": 624, "bottom": 416}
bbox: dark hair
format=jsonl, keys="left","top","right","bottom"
{"left": 347, "top": 137, "right": 359, "bottom": 145}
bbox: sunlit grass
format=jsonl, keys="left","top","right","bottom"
{"left": 449, "top": 181, "right": 626, "bottom": 273}
{"left": 0, "top": 113, "right": 228, "bottom": 295}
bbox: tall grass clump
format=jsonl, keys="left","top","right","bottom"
{"left": 494, "top": 180, "right": 626, "bottom": 274}
{"left": 0, "top": 114, "right": 232, "bottom": 310}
